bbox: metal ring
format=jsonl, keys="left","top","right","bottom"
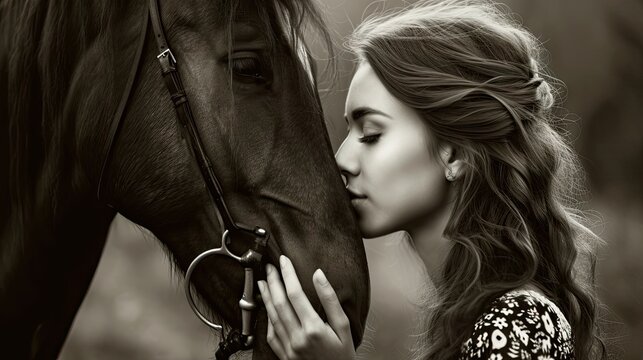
{"left": 184, "top": 230, "right": 241, "bottom": 330}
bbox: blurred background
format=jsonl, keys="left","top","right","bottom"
{"left": 60, "top": 0, "right": 643, "bottom": 359}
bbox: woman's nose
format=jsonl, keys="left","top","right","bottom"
{"left": 335, "top": 136, "right": 360, "bottom": 179}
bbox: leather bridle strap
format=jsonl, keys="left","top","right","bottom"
{"left": 97, "top": 0, "right": 245, "bottom": 234}
{"left": 147, "top": 0, "right": 268, "bottom": 358}
{"left": 97, "top": 0, "right": 270, "bottom": 358}
{"left": 148, "top": 0, "right": 240, "bottom": 231}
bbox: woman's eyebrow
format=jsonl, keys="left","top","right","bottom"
{"left": 344, "top": 106, "right": 392, "bottom": 124}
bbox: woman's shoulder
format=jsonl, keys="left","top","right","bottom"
{"left": 459, "top": 289, "right": 574, "bottom": 360}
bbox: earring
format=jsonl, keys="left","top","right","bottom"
{"left": 446, "top": 168, "right": 456, "bottom": 181}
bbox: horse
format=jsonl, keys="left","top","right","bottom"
{"left": 0, "top": 0, "right": 370, "bottom": 358}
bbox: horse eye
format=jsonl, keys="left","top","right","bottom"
{"left": 231, "top": 57, "right": 265, "bottom": 82}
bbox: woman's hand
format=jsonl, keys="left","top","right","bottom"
{"left": 257, "top": 255, "right": 356, "bottom": 360}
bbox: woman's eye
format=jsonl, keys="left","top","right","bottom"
{"left": 231, "top": 57, "right": 265, "bottom": 82}
{"left": 358, "top": 134, "right": 381, "bottom": 144}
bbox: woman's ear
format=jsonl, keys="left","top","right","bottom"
{"left": 439, "top": 144, "right": 464, "bottom": 182}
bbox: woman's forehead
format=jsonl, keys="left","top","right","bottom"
{"left": 345, "top": 63, "right": 416, "bottom": 125}
{"left": 345, "top": 63, "right": 388, "bottom": 115}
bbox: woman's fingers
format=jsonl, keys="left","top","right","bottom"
{"left": 266, "top": 316, "right": 288, "bottom": 359}
{"left": 258, "top": 280, "right": 292, "bottom": 355}
{"left": 312, "top": 269, "right": 353, "bottom": 345}
{"left": 279, "top": 255, "right": 323, "bottom": 327}
{"left": 265, "top": 262, "right": 302, "bottom": 337}
{"left": 259, "top": 264, "right": 354, "bottom": 359}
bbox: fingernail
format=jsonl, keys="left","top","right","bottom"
{"left": 257, "top": 280, "right": 265, "bottom": 293}
{"left": 279, "top": 255, "right": 290, "bottom": 268}
{"left": 314, "top": 269, "right": 329, "bottom": 285}
{"left": 266, "top": 264, "right": 272, "bottom": 274}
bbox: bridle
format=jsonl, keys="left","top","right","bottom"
{"left": 96, "top": 0, "right": 270, "bottom": 358}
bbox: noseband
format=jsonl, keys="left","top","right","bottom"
{"left": 97, "top": 0, "right": 269, "bottom": 358}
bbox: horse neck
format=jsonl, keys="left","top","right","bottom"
{"left": 0, "top": 182, "right": 115, "bottom": 358}
{"left": 1, "top": 116, "right": 116, "bottom": 357}
{"left": 1, "top": 0, "right": 123, "bottom": 357}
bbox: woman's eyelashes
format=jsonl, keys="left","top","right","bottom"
{"left": 346, "top": 118, "right": 383, "bottom": 144}
{"left": 358, "top": 133, "right": 381, "bottom": 144}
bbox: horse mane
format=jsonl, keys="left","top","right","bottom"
{"left": 3, "top": 0, "right": 118, "bottom": 233}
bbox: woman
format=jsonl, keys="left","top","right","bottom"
{"left": 257, "top": 1, "right": 605, "bottom": 359}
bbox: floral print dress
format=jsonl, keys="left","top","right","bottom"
{"left": 459, "top": 290, "right": 574, "bottom": 360}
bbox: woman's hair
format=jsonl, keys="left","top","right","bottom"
{"left": 347, "top": 1, "right": 605, "bottom": 359}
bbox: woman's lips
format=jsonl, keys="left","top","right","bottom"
{"left": 346, "top": 187, "right": 367, "bottom": 200}
{"left": 347, "top": 188, "right": 367, "bottom": 210}
{"left": 350, "top": 197, "right": 368, "bottom": 207}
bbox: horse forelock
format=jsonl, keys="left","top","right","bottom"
{"left": 221, "top": 0, "right": 333, "bottom": 175}
{"left": 254, "top": 0, "right": 333, "bottom": 88}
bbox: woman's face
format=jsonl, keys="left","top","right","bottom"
{"left": 336, "top": 62, "right": 451, "bottom": 238}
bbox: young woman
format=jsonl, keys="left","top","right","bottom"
{"left": 257, "top": 1, "right": 605, "bottom": 359}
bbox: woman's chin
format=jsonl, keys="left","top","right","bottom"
{"left": 358, "top": 218, "right": 395, "bottom": 240}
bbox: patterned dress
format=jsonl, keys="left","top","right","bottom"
{"left": 459, "top": 290, "right": 574, "bottom": 360}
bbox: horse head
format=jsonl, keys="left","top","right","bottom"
{"left": 1, "top": 0, "right": 368, "bottom": 358}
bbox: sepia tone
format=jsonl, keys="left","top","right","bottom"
{"left": 54, "top": 0, "right": 642, "bottom": 359}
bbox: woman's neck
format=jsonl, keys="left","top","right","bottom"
{"left": 407, "top": 201, "right": 454, "bottom": 285}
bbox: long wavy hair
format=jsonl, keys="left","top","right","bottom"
{"left": 347, "top": 1, "right": 606, "bottom": 359}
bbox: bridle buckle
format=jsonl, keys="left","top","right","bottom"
{"left": 157, "top": 48, "right": 176, "bottom": 64}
